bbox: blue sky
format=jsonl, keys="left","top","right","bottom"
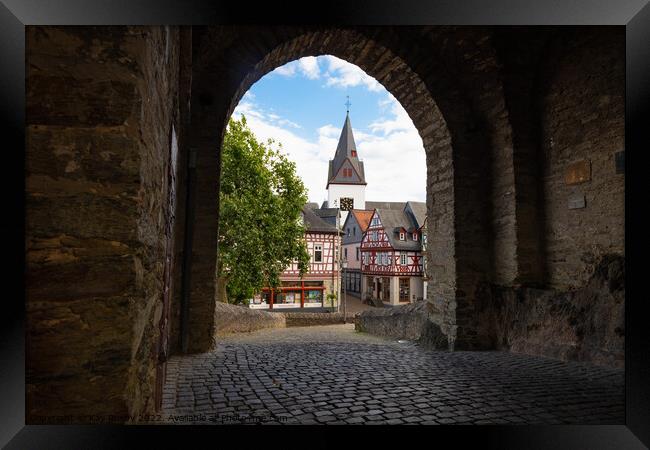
{"left": 231, "top": 55, "right": 426, "bottom": 204}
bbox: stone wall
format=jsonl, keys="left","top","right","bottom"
{"left": 355, "top": 302, "right": 447, "bottom": 349}
{"left": 214, "top": 302, "right": 285, "bottom": 336}
{"left": 539, "top": 28, "right": 625, "bottom": 290}
{"left": 483, "top": 254, "right": 624, "bottom": 368}
{"left": 26, "top": 26, "right": 183, "bottom": 421}
{"left": 125, "top": 26, "right": 182, "bottom": 419}
{"left": 284, "top": 311, "right": 346, "bottom": 327}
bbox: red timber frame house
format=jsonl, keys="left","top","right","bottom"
{"left": 360, "top": 202, "right": 426, "bottom": 305}
{"left": 249, "top": 205, "right": 342, "bottom": 310}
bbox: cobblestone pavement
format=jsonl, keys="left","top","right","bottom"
{"left": 160, "top": 324, "right": 624, "bottom": 425}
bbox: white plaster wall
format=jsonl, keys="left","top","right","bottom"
{"left": 411, "top": 277, "right": 424, "bottom": 302}
{"left": 327, "top": 183, "right": 366, "bottom": 225}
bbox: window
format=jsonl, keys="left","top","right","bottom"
{"left": 381, "top": 277, "right": 391, "bottom": 301}
{"left": 353, "top": 227, "right": 356, "bottom": 236}
{"left": 347, "top": 228, "right": 350, "bottom": 236}
{"left": 399, "top": 278, "right": 410, "bottom": 302}
{"left": 344, "top": 248, "right": 348, "bottom": 259}
{"left": 314, "top": 244, "right": 322, "bottom": 262}
{"left": 413, "top": 232, "right": 418, "bottom": 241}
{"left": 351, "top": 150, "right": 357, "bottom": 157}
{"left": 356, "top": 248, "right": 359, "bottom": 260}
{"left": 401, "top": 253, "right": 407, "bottom": 265}
{"left": 399, "top": 232, "right": 405, "bottom": 241}
{"left": 371, "top": 217, "right": 380, "bottom": 227}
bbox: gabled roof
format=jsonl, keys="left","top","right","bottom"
{"left": 342, "top": 209, "right": 374, "bottom": 245}
{"left": 405, "top": 201, "right": 427, "bottom": 229}
{"left": 312, "top": 207, "right": 339, "bottom": 227}
{"left": 327, "top": 114, "right": 367, "bottom": 187}
{"left": 351, "top": 210, "right": 374, "bottom": 233}
{"left": 313, "top": 207, "right": 339, "bottom": 218}
{"left": 372, "top": 208, "right": 422, "bottom": 251}
{"left": 302, "top": 205, "right": 341, "bottom": 234}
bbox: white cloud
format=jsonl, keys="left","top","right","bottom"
{"left": 357, "top": 128, "right": 425, "bottom": 202}
{"left": 368, "top": 93, "right": 416, "bottom": 136}
{"left": 317, "top": 124, "right": 340, "bottom": 138}
{"left": 272, "top": 63, "right": 297, "bottom": 77}
{"left": 298, "top": 56, "right": 320, "bottom": 79}
{"left": 271, "top": 57, "right": 321, "bottom": 80}
{"left": 321, "top": 55, "right": 383, "bottom": 92}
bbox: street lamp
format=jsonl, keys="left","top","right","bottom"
{"left": 341, "top": 258, "right": 348, "bottom": 322}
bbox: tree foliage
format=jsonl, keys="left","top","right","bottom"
{"left": 218, "top": 116, "right": 311, "bottom": 304}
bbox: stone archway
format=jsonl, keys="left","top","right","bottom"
{"left": 181, "top": 26, "right": 506, "bottom": 354}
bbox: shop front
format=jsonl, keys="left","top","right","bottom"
{"left": 249, "top": 281, "right": 326, "bottom": 310}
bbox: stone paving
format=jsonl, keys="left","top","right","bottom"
{"left": 160, "top": 324, "right": 624, "bottom": 425}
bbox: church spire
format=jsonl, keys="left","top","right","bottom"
{"left": 326, "top": 112, "right": 367, "bottom": 188}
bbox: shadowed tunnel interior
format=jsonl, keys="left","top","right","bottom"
{"left": 25, "top": 25, "right": 624, "bottom": 421}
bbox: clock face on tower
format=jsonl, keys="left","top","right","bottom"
{"left": 340, "top": 197, "right": 354, "bottom": 211}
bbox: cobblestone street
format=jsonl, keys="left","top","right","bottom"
{"left": 161, "top": 324, "right": 624, "bottom": 425}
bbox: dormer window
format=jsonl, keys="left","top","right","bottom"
{"left": 351, "top": 150, "right": 357, "bottom": 157}
{"left": 399, "top": 232, "right": 405, "bottom": 241}
{"left": 413, "top": 232, "right": 418, "bottom": 241}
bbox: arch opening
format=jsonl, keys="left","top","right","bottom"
{"left": 181, "top": 27, "right": 494, "bottom": 355}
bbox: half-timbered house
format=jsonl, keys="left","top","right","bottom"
{"left": 360, "top": 203, "right": 426, "bottom": 305}
{"left": 249, "top": 205, "right": 342, "bottom": 310}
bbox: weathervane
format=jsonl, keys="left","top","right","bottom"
{"left": 345, "top": 95, "right": 351, "bottom": 114}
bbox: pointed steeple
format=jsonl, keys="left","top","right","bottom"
{"left": 326, "top": 113, "right": 367, "bottom": 188}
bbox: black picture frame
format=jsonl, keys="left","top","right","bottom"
{"left": 2, "top": 1, "right": 648, "bottom": 448}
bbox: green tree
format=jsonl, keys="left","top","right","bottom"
{"left": 218, "top": 116, "right": 311, "bottom": 304}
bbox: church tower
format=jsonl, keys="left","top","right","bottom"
{"left": 326, "top": 112, "right": 367, "bottom": 226}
